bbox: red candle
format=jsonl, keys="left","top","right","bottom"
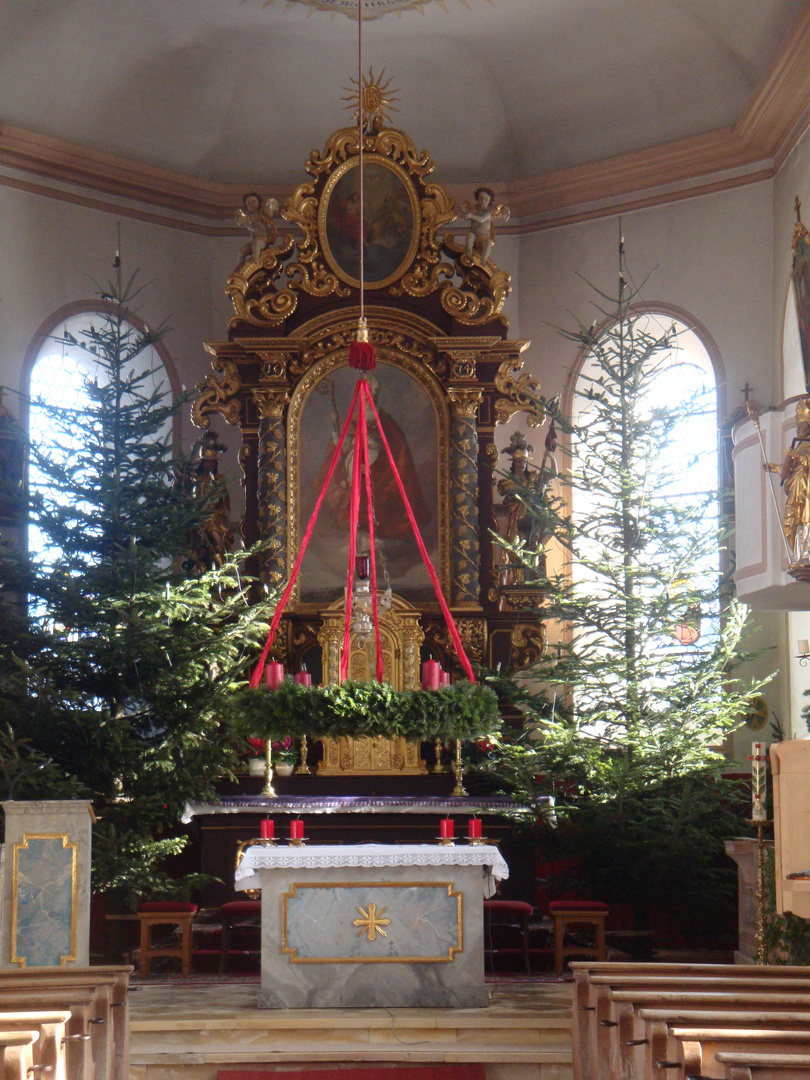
{"left": 290, "top": 819, "right": 304, "bottom": 840}
{"left": 422, "top": 659, "right": 441, "bottom": 690}
{"left": 260, "top": 818, "right": 274, "bottom": 839}
{"left": 265, "top": 661, "right": 284, "bottom": 690}
{"left": 439, "top": 670, "right": 451, "bottom": 687}
{"left": 295, "top": 671, "right": 312, "bottom": 687}
{"left": 468, "top": 817, "right": 482, "bottom": 839}
{"left": 440, "top": 818, "right": 454, "bottom": 839}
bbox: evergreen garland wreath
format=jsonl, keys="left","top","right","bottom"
{"left": 230, "top": 680, "right": 501, "bottom": 742}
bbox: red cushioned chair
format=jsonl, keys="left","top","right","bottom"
{"left": 483, "top": 899, "right": 534, "bottom": 974}
{"left": 137, "top": 901, "right": 198, "bottom": 978}
{"left": 548, "top": 900, "right": 609, "bottom": 973}
{"left": 218, "top": 900, "right": 262, "bottom": 974}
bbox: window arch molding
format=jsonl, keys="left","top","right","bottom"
{"left": 20, "top": 299, "right": 183, "bottom": 445}
{"left": 559, "top": 301, "right": 727, "bottom": 425}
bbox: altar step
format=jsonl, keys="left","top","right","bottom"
{"left": 129, "top": 983, "right": 574, "bottom": 1080}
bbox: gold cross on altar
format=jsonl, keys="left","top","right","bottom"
{"left": 353, "top": 903, "right": 390, "bottom": 941}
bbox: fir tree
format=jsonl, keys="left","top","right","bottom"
{"left": 500, "top": 250, "right": 760, "bottom": 936}
{"left": 0, "top": 265, "right": 272, "bottom": 908}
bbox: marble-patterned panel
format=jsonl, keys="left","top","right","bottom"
{"left": 285, "top": 883, "right": 460, "bottom": 962}
{"left": 13, "top": 835, "right": 75, "bottom": 966}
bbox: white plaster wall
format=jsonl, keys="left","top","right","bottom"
{"left": 0, "top": 186, "right": 221, "bottom": 451}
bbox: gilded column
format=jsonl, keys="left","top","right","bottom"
{"left": 447, "top": 388, "right": 483, "bottom": 605}
{"left": 253, "top": 389, "right": 289, "bottom": 590}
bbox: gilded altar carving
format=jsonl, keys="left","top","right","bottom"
{"left": 193, "top": 357, "right": 242, "bottom": 429}
{"left": 317, "top": 593, "right": 426, "bottom": 776}
{"left": 255, "top": 390, "right": 290, "bottom": 588}
{"left": 493, "top": 347, "right": 545, "bottom": 428}
{"left": 510, "top": 622, "right": 547, "bottom": 669}
{"left": 457, "top": 618, "right": 486, "bottom": 664}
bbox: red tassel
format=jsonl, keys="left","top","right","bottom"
{"left": 348, "top": 340, "right": 377, "bottom": 372}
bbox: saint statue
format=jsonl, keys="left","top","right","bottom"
{"left": 766, "top": 396, "right": 810, "bottom": 564}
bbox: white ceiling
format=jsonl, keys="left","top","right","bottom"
{"left": 0, "top": 0, "right": 806, "bottom": 187}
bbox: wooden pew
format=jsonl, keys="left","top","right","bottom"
{"left": 658, "top": 1027, "right": 810, "bottom": 1079}
{"left": 0, "top": 967, "right": 131, "bottom": 1080}
{"left": 0, "top": 992, "right": 94, "bottom": 1080}
{"left": 637, "top": 1011, "right": 810, "bottom": 1080}
{"left": 0, "top": 1011, "right": 70, "bottom": 1080}
{"left": 716, "top": 1051, "right": 810, "bottom": 1080}
{"left": 0, "top": 1031, "right": 39, "bottom": 1080}
{"left": 569, "top": 964, "right": 810, "bottom": 1080}
{"left": 603, "top": 991, "right": 810, "bottom": 1080}
{"left": 592, "top": 979, "right": 810, "bottom": 1080}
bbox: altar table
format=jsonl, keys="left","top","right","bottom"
{"left": 235, "top": 843, "right": 509, "bottom": 1009}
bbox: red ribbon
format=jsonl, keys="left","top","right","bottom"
{"left": 359, "top": 388, "right": 384, "bottom": 682}
{"left": 249, "top": 379, "right": 363, "bottom": 688}
{"left": 339, "top": 389, "right": 365, "bottom": 683}
{"left": 361, "top": 380, "right": 476, "bottom": 684}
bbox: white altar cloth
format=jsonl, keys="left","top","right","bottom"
{"left": 235, "top": 842, "right": 508, "bottom": 898}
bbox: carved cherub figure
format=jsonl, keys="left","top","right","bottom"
{"left": 235, "top": 192, "right": 279, "bottom": 267}
{"left": 461, "top": 186, "right": 510, "bottom": 264}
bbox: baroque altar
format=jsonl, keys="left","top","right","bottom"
{"left": 193, "top": 116, "right": 550, "bottom": 757}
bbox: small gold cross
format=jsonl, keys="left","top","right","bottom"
{"left": 353, "top": 902, "right": 390, "bottom": 942}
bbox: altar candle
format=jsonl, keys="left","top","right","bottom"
{"left": 422, "top": 659, "right": 441, "bottom": 690}
{"left": 260, "top": 818, "right": 274, "bottom": 839}
{"left": 440, "top": 818, "right": 454, "bottom": 839}
{"left": 295, "top": 671, "right": 312, "bottom": 687}
{"left": 290, "top": 819, "right": 304, "bottom": 840}
{"left": 265, "top": 661, "right": 284, "bottom": 690}
{"left": 468, "top": 817, "right": 482, "bottom": 839}
{"left": 440, "top": 670, "right": 451, "bottom": 687}
{"left": 800, "top": 640, "right": 810, "bottom": 656}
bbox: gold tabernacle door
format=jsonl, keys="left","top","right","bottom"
{"left": 317, "top": 593, "right": 427, "bottom": 776}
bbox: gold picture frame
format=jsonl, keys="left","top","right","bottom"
{"left": 318, "top": 155, "right": 421, "bottom": 290}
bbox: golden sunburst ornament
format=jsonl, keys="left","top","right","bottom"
{"left": 342, "top": 68, "right": 400, "bottom": 126}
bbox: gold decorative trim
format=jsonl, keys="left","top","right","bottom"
{"left": 493, "top": 352, "right": 545, "bottom": 428}
{"left": 318, "top": 154, "right": 422, "bottom": 291}
{"left": 192, "top": 357, "right": 242, "bottom": 429}
{"left": 281, "top": 881, "right": 462, "bottom": 963}
{"left": 10, "top": 833, "right": 78, "bottom": 968}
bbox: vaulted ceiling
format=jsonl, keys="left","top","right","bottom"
{"left": 2, "top": 0, "right": 809, "bottom": 225}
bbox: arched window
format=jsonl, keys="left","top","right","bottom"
{"left": 569, "top": 309, "right": 721, "bottom": 648}
{"left": 25, "top": 305, "right": 175, "bottom": 568}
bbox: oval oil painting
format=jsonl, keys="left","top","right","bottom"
{"left": 320, "top": 156, "right": 420, "bottom": 290}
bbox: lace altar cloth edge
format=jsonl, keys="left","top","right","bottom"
{"left": 235, "top": 843, "right": 509, "bottom": 897}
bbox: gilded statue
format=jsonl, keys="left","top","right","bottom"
{"left": 461, "top": 186, "right": 510, "bottom": 265}
{"left": 496, "top": 426, "right": 557, "bottom": 583}
{"left": 235, "top": 192, "right": 279, "bottom": 267}
{"left": 766, "top": 396, "right": 810, "bottom": 564}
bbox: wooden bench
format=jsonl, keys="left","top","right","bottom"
{"left": 603, "top": 990, "right": 810, "bottom": 1080}
{"left": 637, "top": 1011, "right": 810, "bottom": 1080}
{"left": 570, "top": 963, "right": 810, "bottom": 1080}
{"left": 0, "top": 967, "right": 132, "bottom": 1080}
{"left": 0, "top": 1031, "right": 39, "bottom": 1080}
{"left": 660, "top": 1027, "right": 810, "bottom": 1079}
{"left": 0, "top": 1010, "right": 71, "bottom": 1080}
{"left": 716, "top": 1051, "right": 810, "bottom": 1080}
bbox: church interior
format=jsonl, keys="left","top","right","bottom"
{"left": 6, "top": 1, "right": 810, "bottom": 1079}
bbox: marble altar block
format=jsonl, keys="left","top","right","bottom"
{"left": 0, "top": 800, "right": 94, "bottom": 968}
{"left": 235, "top": 843, "right": 508, "bottom": 1009}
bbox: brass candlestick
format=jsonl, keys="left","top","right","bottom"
{"left": 746, "top": 817, "right": 773, "bottom": 965}
{"left": 263, "top": 742, "right": 277, "bottom": 797}
{"left": 451, "top": 739, "right": 467, "bottom": 797}
{"left": 299, "top": 734, "right": 313, "bottom": 775}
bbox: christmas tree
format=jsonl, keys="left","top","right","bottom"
{"left": 0, "top": 263, "right": 271, "bottom": 908}
{"left": 499, "top": 247, "right": 760, "bottom": 937}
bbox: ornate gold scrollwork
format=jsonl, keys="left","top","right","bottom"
{"left": 510, "top": 622, "right": 547, "bottom": 670}
{"left": 457, "top": 618, "right": 486, "bottom": 663}
{"left": 447, "top": 388, "right": 483, "bottom": 418}
{"left": 438, "top": 236, "right": 511, "bottom": 327}
{"left": 253, "top": 389, "right": 290, "bottom": 419}
{"left": 493, "top": 355, "right": 546, "bottom": 428}
{"left": 192, "top": 358, "right": 242, "bottom": 429}
{"left": 483, "top": 442, "right": 500, "bottom": 469}
{"left": 226, "top": 235, "right": 299, "bottom": 328}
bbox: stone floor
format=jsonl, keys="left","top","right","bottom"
{"left": 129, "top": 978, "right": 575, "bottom": 1080}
